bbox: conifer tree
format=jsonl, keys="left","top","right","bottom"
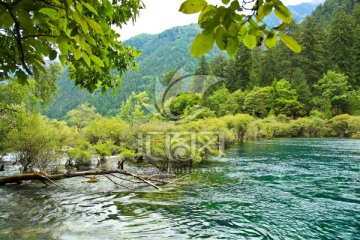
{"left": 225, "top": 44, "right": 252, "bottom": 92}
{"left": 190, "top": 56, "right": 210, "bottom": 93}
{"left": 298, "top": 17, "right": 327, "bottom": 86}
{"left": 328, "top": 12, "right": 355, "bottom": 82}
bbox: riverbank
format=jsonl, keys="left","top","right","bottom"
{"left": 1, "top": 113, "right": 359, "bottom": 176}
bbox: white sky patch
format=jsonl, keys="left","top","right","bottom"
{"left": 119, "top": 0, "right": 312, "bottom": 41}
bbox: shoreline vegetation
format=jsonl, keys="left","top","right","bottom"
{"left": 0, "top": 109, "right": 359, "bottom": 186}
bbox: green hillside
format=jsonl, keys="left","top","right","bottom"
{"left": 44, "top": 2, "right": 320, "bottom": 119}
{"left": 44, "top": 24, "right": 221, "bottom": 118}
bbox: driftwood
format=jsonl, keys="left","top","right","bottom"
{"left": 0, "top": 169, "right": 170, "bottom": 189}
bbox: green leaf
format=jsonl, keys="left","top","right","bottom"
{"left": 216, "top": 26, "right": 227, "bottom": 50}
{"left": 226, "top": 37, "right": 239, "bottom": 58}
{"left": 274, "top": 3, "right": 292, "bottom": 23}
{"left": 82, "top": 52, "right": 91, "bottom": 67}
{"left": 228, "top": 21, "right": 240, "bottom": 36}
{"left": 257, "top": 2, "right": 273, "bottom": 21}
{"left": 272, "top": 23, "right": 287, "bottom": 31}
{"left": 49, "top": 49, "right": 58, "bottom": 60}
{"left": 243, "top": 33, "right": 257, "bottom": 49}
{"left": 190, "top": 32, "right": 215, "bottom": 58}
{"left": 39, "top": 8, "right": 58, "bottom": 18}
{"left": 81, "top": 1, "right": 98, "bottom": 15}
{"left": 198, "top": 4, "right": 216, "bottom": 23}
{"left": 279, "top": 33, "right": 301, "bottom": 53}
{"left": 58, "top": 42, "right": 68, "bottom": 55}
{"left": 73, "top": 48, "right": 81, "bottom": 60}
{"left": 0, "top": 10, "right": 13, "bottom": 28}
{"left": 221, "top": 0, "right": 230, "bottom": 4}
{"left": 229, "top": 0, "right": 241, "bottom": 11}
{"left": 90, "top": 55, "right": 105, "bottom": 67}
{"left": 72, "top": 12, "right": 88, "bottom": 33}
{"left": 86, "top": 18, "right": 104, "bottom": 35}
{"left": 263, "top": 2, "right": 274, "bottom": 16}
{"left": 265, "top": 31, "right": 277, "bottom": 48}
{"left": 256, "top": 9, "right": 265, "bottom": 22}
{"left": 85, "top": 34, "right": 96, "bottom": 46}
{"left": 237, "top": 24, "right": 248, "bottom": 41}
{"left": 180, "top": 0, "right": 207, "bottom": 14}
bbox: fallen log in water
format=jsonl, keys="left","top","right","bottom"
{"left": 0, "top": 170, "right": 170, "bottom": 189}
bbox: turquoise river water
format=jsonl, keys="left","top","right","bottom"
{"left": 0, "top": 138, "right": 359, "bottom": 239}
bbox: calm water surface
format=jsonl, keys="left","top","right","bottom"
{"left": 0, "top": 138, "right": 359, "bottom": 239}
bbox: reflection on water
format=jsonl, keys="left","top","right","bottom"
{"left": 0, "top": 138, "right": 359, "bottom": 239}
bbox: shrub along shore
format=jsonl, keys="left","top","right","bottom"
{"left": 1, "top": 109, "right": 359, "bottom": 174}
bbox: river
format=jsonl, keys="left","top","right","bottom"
{"left": 0, "top": 138, "right": 359, "bottom": 239}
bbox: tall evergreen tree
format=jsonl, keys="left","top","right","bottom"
{"left": 248, "top": 48, "right": 262, "bottom": 89}
{"left": 353, "top": 24, "right": 360, "bottom": 88}
{"left": 209, "top": 54, "right": 228, "bottom": 79}
{"left": 352, "top": 7, "right": 360, "bottom": 87}
{"left": 290, "top": 69, "right": 312, "bottom": 114}
{"left": 298, "top": 17, "right": 327, "bottom": 86}
{"left": 259, "top": 49, "right": 278, "bottom": 87}
{"left": 271, "top": 21, "right": 301, "bottom": 81}
{"left": 225, "top": 44, "right": 252, "bottom": 92}
{"left": 328, "top": 11, "right": 355, "bottom": 82}
{"left": 190, "top": 56, "right": 210, "bottom": 93}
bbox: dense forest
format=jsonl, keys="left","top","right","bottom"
{"left": 44, "top": 2, "right": 319, "bottom": 118}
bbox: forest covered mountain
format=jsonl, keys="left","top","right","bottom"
{"left": 44, "top": 24, "right": 221, "bottom": 118}
{"left": 44, "top": 0, "right": 352, "bottom": 119}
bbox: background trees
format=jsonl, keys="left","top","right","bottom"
{"left": 314, "top": 71, "right": 351, "bottom": 116}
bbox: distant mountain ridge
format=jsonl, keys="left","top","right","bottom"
{"left": 264, "top": 2, "right": 318, "bottom": 26}
{"left": 44, "top": 1, "right": 321, "bottom": 119}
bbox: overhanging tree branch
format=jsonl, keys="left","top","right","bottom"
{"left": 0, "top": 1, "right": 33, "bottom": 75}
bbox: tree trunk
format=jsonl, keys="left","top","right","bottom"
{"left": 0, "top": 170, "right": 169, "bottom": 188}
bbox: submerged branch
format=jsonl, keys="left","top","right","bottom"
{"left": 0, "top": 170, "right": 170, "bottom": 189}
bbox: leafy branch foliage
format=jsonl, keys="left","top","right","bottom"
{"left": 179, "top": 0, "right": 301, "bottom": 58}
{"left": 0, "top": 0, "right": 142, "bottom": 92}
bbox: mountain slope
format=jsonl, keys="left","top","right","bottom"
{"left": 44, "top": 24, "right": 222, "bottom": 118}
{"left": 44, "top": 3, "right": 319, "bottom": 119}
{"left": 312, "top": 0, "right": 359, "bottom": 27}
{"left": 264, "top": 2, "right": 317, "bottom": 26}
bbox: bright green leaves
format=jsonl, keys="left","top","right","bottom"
{"left": 180, "top": 0, "right": 301, "bottom": 58}
{"left": 180, "top": 0, "right": 207, "bottom": 14}
{"left": 81, "top": 1, "right": 98, "bottom": 16}
{"left": 274, "top": 0, "right": 292, "bottom": 24}
{"left": 279, "top": 33, "right": 302, "bottom": 53}
{"left": 257, "top": 2, "right": 273, "bottom": 21}
{"left": 226, "top": 37, "right": 239, "bottom": 57}
{"left": 86, "top": 18, "right": 104, "bottom": 35}
{"left": 39, "top": 8, "right": 58, "bottom": 18}
{"left": 90, "top": 55, "right": 105, "bottom": 67}
{"left": 82, "top": 52, "right": 91, "bottom": 67}
{"left": 191, "top": 32, "right": 216, "bottom": 58}
{"left": 243, "top": 33, "right": 257, "bottom": 49}
{"left": 265, "top": 31, "right": 277, "bottom": 48}
{"left": 216, "top": 26, "right": 227, "bottom": 50}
